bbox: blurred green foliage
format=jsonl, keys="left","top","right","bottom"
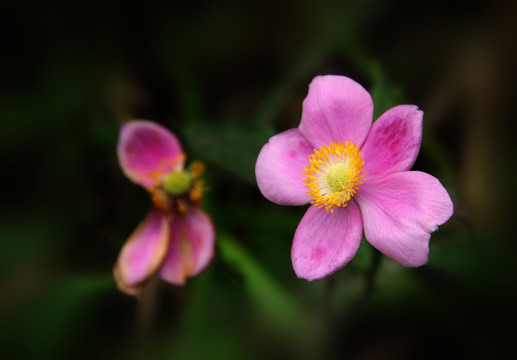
{"left": 1, "top": 0, "right": 516, "bottom": 359}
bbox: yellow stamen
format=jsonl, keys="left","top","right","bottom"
{"left": 151, "top": 188, "right": 169, "bottom": 210}
{"left": 302, "top": 140, "right": 365, "bottom": 212}
{"left": 189, "top": 161, "right": 205, "bottom": 179}
{"left": 189, "top": 185, "right": 203, "bottom": 202}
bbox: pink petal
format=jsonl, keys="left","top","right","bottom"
{"left": 113, "top": 265, "right": 145, "bottom": 297}
{"left": 355, "top": 171, "right": 453, "bottom": 267}
{"left": 114, "top": 209, "right": 170, "bottom": 292}
{"left": 299, "top": 75, "right": 373, "bottom": 148}
{"left": 361, "top": 105, "right": 423, "bottom": 180}
{"left": 255, "top": 129, "right": 313, "bottom": 205}
{"left": 118, "top": 120, "right": 184, "bottom": 189}
{"left": 159, "top": 205, "right": 215, "bottom": 285}
{"left": 292, "top": 202, "right": 363, "bottom": 280}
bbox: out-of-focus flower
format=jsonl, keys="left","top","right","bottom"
{"left": 114, "top": 120, "right": 214, "bottom": 295}
{"left": 255, "top": 75, "right": 453, "bottom": 280}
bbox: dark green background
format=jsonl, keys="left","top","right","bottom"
{"left": 1, "top": 0, "right": 516, "bottom": 359}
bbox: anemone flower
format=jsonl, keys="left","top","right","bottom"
{"left": 114, "top": 120, "right": 214, "bottom": 295}
{"left": 255, "top": 75, "right": 453, "bottom": 280}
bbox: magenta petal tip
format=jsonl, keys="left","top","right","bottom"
{"left": 292, "top": 203, "right": 363, "bottom": 280}
{"left": 117, "top": 120, "right": 184, "bottom": 188}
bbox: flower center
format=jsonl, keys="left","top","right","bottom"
{"left": 163, "top": 170, "right": 191, "bottom": 196}
{"left": 154, "top": 161, "right": 206, "bottom": 213}
{"left": 326, "top": 163, "right": 349, "bottom": 192}
{"left": 303, "top": 140, "right": 365, "bottom": 212}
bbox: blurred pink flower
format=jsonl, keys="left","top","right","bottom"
{"left": 114, "top": 120, "right": 214, "bottom": 295}
{"left": 255, "top": 75, "right": 453, "bottom": 280}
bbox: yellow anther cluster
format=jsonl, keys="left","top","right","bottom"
{"left": 302, "top": 140, "right": 365, "bottom": 212}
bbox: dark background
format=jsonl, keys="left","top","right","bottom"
{"left": 1, "top": 0, "right": 516, "bottom": 359}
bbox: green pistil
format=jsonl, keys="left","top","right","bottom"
{"left": 163, "top": 170, "right": 191, "bottom": 196}
{"left": 326, "top": 164, "right": 348, "bottom": 192}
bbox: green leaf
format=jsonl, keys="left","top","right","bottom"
{"left": 218, "top": 234, "right": 304, "bottom": 330}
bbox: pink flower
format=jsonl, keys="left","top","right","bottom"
{"left": 114, "top": 120, "right": 215, "bottom": 295}
{"left": 255, "top": 75, "right": 453, "bottom": 281}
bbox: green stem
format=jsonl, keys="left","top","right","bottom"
{"left": 363, "top": 248, "right": 381, "bottom": 301}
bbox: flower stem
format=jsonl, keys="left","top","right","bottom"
{"left": 363, "top": 248, "right": 381, "bottom": 300}
{"left": 136, "top": 275, "right": 160, "bottom": 341}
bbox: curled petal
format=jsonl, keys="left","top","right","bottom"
{"left": 255, "top": 129, "right": 313, "bottom": 206}
{"left": 355, "top": 171, "right": 453, "bottom": 267}
{"left": 299, "top": 75, "right": 373, "bottom": 148}
{"left": 159, "top": 205, "right": 215, "bottom": 285}
{"left": 113, "top": 265, "right": 145, "bottom": 297}
{"left": 361, "top": 105, "right": 423, "bottom": 180}
{"left": 114, "top": 209, "right": 170, "bottom": 294}
{"left": 118, "top": 120, "right": 184, "bottom": 189}
{"left": 292, "top": 202, "right": 363, "bottom": 281}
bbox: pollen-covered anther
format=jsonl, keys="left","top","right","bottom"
{"left": 302, "top": 140, "right": 365, "bottom": 212}
{"left": 189, "top": 161, "right": 205, "bottom": 179}
{"left": 150, "top": 188, "right": 170, "bottom": 210}
{"left": 189, "top": 183, "right": 204, "bottom": 202}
